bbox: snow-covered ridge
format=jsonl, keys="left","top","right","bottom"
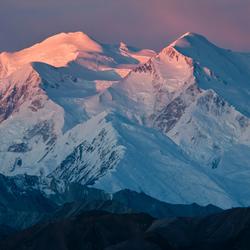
{"left": 106, "top": 46, "right": 195, "bottom": 122}
{"left": 102, "top": 32, "right": 250, "bottom": 167}
{"left": 0, "top": 31, "right": 249, "bottom": 209}
{"left": 0, "top": 32, "right": 100, "bottom": 77}
{"left": 169, "top": 32, "right": 250, "bottom": 116}
{"left": 0, "top": 32, "right": 155, "bottom": 79}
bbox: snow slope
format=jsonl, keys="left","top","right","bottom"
{"left": 0, "top": 31, "right": 249, "bottom": 209}
{"left": 171, "top": 32, "right": 250, "bottom": 117}
{"left": 104, "top": 32, "right": 250, "bottom": 168}
{"left": 0, "top": 31, "right": 155, "bottom": 84}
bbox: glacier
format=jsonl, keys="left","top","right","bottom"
{"left": 0, "top": 31, "right": 249, "bottom": 209}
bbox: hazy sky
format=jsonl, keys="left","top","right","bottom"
{"left": 0, "top": 0, "right": 250, "bottom": 52}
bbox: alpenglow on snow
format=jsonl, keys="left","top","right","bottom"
{"left": 0, "top": 31, "right": 249, "bottom": 209}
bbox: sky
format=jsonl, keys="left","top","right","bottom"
{"left": 0, "top": 0, "right": 250, "bottom": 52}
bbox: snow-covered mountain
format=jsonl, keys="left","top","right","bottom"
{"left": 0, "top": 32, "right": 155, "bottom": 78}
{"left": 0, "top": 31, "right": 249, "bottom": 209}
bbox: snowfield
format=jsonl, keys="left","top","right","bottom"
{"left": 0, "top": 31, "right": 249, "bottom": 208}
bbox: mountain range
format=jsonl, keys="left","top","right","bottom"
{"left": 0, "top": 31, "right": 249, "bottom": 209}
{"left": 2, "top": 208, "right": 250, "bottom": 250}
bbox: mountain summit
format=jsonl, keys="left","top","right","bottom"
{"left": 0, "top": 32, "right": 249, "bottom": 209}
{"left": 169, "top": 32, "right": 214, "bottom": 49}
{"left": 0, "top": 31, "right": 154, "bottom": 79}
{"left": 0, "top": 32, "right": 101, "bottom": 77}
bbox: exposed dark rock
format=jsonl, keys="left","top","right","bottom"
{"left": 24, "top": 120, "right": 56, "bottom": 143}
{"left": 8, "top": 143, "right": 30, "bottom": 153}
{"left": 51, "top": 127, "right": 121, "bottom": 185}
{"left": 0, "top": 70, "right": 41, "bottom": 123}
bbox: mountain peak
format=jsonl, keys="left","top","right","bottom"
{"left": 51, "top": 31, "right": 90, "bottom": 38}
{"left": 32, "top": 31, "right": 103, "bottom": 53}
{"left": 158, "top": 32, "right": 218, "bottom": 62}
{"left": 119, "top": 41, "right": 129, "bottom": 51}
{"left": 169, "top": 32, "right": 211, "bottom": 50}
{"left": 180, "top": 31, "right": 204, "bottom": 39}
{"left": 0, "top": 31, "right": 104, "bottom": 76}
